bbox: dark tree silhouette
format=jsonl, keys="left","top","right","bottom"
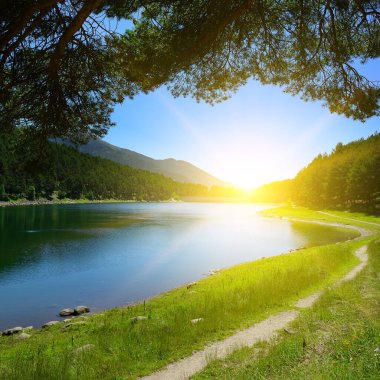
{"left": 1, "top": 1, "right": 379, "bottom": 142}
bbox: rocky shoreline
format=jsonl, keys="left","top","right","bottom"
{"left": 1, "top": 305, "right": 90, "bottom": 337}
{"left": 0, "top": 199, "right": 56, "bottom": 207}
{"left": 0, "top": 198, "right": 178, "bottom": 208}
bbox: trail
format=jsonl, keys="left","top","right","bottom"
{"left": 140, "top": 222, "right": 371, "bottom": 380}
{"left": 318, "top": 211, "right": 380, "bottom": 228}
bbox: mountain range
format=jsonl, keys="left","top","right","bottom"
{"left": 65, "top": 139, "right": 230, "bottom": 188}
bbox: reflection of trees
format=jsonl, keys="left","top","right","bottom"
{"left": 0, "top": 205, "right": 137, "bottom": 273}
{"left": 290, "top": 221, "right": 357, "bottom": 248}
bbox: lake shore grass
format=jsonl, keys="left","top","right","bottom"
{"left": 190, "top": 208, "right": 380, "bottom": 379}
{"left": 0, "top": 207, "right": 376, "bottom": 379}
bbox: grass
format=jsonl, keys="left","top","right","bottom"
{"left": 261, "top": 205, "right": 380, "bottom": 231}
{"left": 193, "top": 239, "right": 380, "bottom": 379}
{"left": 0, "top": 207, "right": 376, "bottom": 379}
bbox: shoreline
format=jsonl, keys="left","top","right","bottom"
{"left": 0, "top": 197, "right": 275, "bottom": 208}
{"left": 0, "top": 216, "right": 368, "bottom": 332}
{"left": 1, "top": 207, "right": 379, "bottom": 379}
{"left": 0, "top": 198, "right": 180, "bottom": 208}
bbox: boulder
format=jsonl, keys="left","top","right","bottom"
{"left": 2, "top": 327, "right": 23, "bottom": 336}
{"left": 61, "top": 321, "right": 87, "bottom": 331}
{"left": 59, "top": 308, "right": 74, "bottom": 317}
{"left": 16, "top": 333, "right": 31, "bottom": 340}
{"left": 73, "top": 306, "right": 90, "bottom": 315}
{"left": 42, "top": 321, "right": 59, "bottom": 328}
{"left": 191, "top": 318, "right": 203, "bottom": 324}
{"left": 23, "top": 326, "right": 33, "bottom": 331}
{"left": 130, "top": 316, "right": 148, "bottom": 322}
{"left": 187, "top": 281, "right": 198, "bottom": 289}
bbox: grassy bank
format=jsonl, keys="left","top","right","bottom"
{"left": 193, "top": 239, "right": 380, "bottom": 379}
{"left": 0, "top": 208, "right": 374, "bottom": 379}
{"left": 191, "top": 208, "right": 380, "bottom": 379}
{"left": 261, "top": 205, "right": 380, "bottom": 229}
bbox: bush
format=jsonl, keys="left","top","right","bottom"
{"left": 26, "top": 185, "right": 36, "bottom": 201}
{"left": 0, "top": 183, "right": 9, "bottom": 201}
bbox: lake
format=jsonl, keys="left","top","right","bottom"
{"left": 0, "top": 202, "right": 357, "bottom": 330}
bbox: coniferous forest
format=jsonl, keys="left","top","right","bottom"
{"left": 292, "top": 133, "right": 380, "bottom": 213}
{"left": 0, "top": 131, "right": 208, "bottom": 202}
{"left": 252, "top": 133, "right": 380, "bottom": 214}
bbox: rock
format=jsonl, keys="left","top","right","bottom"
{"left": 284, "top": 328, "right": 296, "bottom": 334}
{"left": 61, "top": 321, "right": 87, "bottom": 331}
{"left": 130, "top": 316, "right": 148, "bottom": 322}
{"left": 187, "top": 282, "right": 198, "bottom": 289}
{"left": 63, "top": 318, "right": 73, "bottom": 322}
{"left": 191, "top": 318, "right": 203, "bottom": 324}
{"left": 59, "top": 308, "right": 74, "bottom": 317}
{"left": 73, "top": 306, "right": 90, "bottom": 315}
{"left": 23, "top": 326, "right": 33, "bottom": 331}
{"left": 42, "top": 321, "right": 60, "bottom": 328}
{"left": 3, "top": 327, "right": 23, "bottom": 336}
{"left": 73, "top": 344, "right": 94, "bottom": 355}
{"left": 16, "top": 333, "right": 31, "bottom": 340}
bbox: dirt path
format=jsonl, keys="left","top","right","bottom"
{"left": 141, "top": 310, "right": 299, "bottom": 380}
{"left": 140, "top": 222, "right": 371, "bottom": 380}
{"left": 318, "top": 211, "right": 380, "bottom": 228}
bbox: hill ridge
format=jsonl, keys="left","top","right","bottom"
{"left": 68, "top": 139, "right": 230, "bottom": 188}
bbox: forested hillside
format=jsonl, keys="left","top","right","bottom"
{"left": 62, "top": 138, "right": 230, "bottom": 187}
{"left": 292, "top": 133, "right": 380, "bottom": 213}
{"left": 251, "top": 133, "right": 380, "bottom": 214}
{"left": 0, "top": 132, "right": 208, "bottom": 202}
{"left": 251, "top": 180, "right": 293, "bottom": 203}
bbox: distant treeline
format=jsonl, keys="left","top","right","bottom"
{"left": 252, "top": 133, "right": 380, "bottom": 214}
{"left": 251, "top": 180, "right": 293, "bottom": 203}
{"left": 0, "top": 131, "right": 211, "bottom": 201}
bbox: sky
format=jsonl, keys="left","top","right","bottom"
{"left": 104, "top": 61, "right": 379, "bottom": 189}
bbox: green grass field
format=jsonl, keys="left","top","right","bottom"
{"left": 190, "top": 207, "right": 380, "bottom": 379}
{"left": 194, "top": 238, "right": 380, "bottom": 379}
{"left": 0, "top": 206, "right": 378, "bottom": 379}
{"left": 261, "top": 205, "right": 380, "bottom": 230}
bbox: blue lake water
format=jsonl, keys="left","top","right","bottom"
{"left": 0, "top": 202, "right": 356, "bottom": 330}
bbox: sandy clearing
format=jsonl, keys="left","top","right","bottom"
{"left": 139, "top": 222, "right": 371, "bottom": 380}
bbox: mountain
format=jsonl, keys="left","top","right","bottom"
{"left": 69, "top": 139, "right": 230, "bottom": 187}
{"left": 0, "top": 132, "right": 210, "bottom": 202}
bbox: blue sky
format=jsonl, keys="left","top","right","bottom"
{"left": 105, "top": 61, "right": 379, "bottom": 189}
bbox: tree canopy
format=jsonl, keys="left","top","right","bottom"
{"left": 252, "top": 133, "right": 380, "bottom": 214}
{"left": 292, "top": 133, "right": 380, "bottom": 213}
{"left": 1, "top": 0, "right": 379, "bottom": 142}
